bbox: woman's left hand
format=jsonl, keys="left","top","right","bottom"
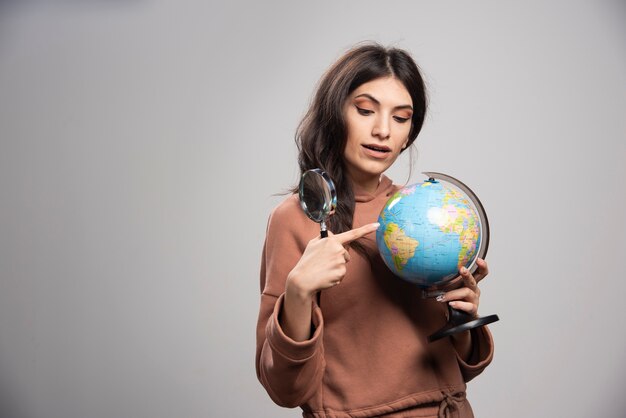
{"left": 438, "top": 258, "right": 489, "bottom": 317}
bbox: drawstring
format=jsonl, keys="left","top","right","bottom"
{"left": 437, "top": 391, "right": 466, "bottom": 418}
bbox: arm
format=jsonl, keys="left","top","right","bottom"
{"left": 456, "top": 326, "right": 494, "bottom": 382}
{"left": 255, "top": 198, "right": 379, "bottom": 406}
{"left": 255, "top": 201, "right": 324, "bottom": 407}
{"left": 280, "top": 224, "right": 375, "bottom": 341}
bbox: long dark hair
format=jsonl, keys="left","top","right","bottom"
{"left": 294, "top": 43, "right": 428, "bottom": 253}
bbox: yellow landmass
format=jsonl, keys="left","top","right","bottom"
{"left": 383, "top": 223, "right": 419, "bottom": 271}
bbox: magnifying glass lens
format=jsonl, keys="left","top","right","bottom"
{"left": 299, "top": 169, "right": 337, "bottom": 238}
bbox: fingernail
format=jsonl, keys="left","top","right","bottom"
{"left": 436, "top": 294, "right": 445, "bottom": 302}
{"left": 449, "top": 301, "right": 457, "bottom": 307}
{"left": 460, "top": 267, "right": 468, "bottom": 274}
{"left": 372, "top": 222, "right": 380, "bottom": 228}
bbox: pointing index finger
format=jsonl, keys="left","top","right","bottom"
{"left": 334, "top": 223, "right": 380, "bottom": 245}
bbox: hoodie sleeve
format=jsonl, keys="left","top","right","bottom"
{"left": 255, "top": 197, "right": 325, "bottom": 408}
{"left": 456, "top": 325, "right": 494, "bottom": 382}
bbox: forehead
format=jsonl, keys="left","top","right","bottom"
{"left": 350, "top": 77, "right": 412, "bottom": 106}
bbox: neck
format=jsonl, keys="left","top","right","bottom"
{"left": 350, "top": 173, "right": 381, "bottom": 195}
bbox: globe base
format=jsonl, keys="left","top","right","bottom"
{"left": 428, "top": 305, "right": 499, "bottom": 343}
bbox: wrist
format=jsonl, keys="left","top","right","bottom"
{"left": 285, "top": 272, "right": 315, "bottom": 302}
{"left": 281, "top": 273, "right": 316, "bottom": 342}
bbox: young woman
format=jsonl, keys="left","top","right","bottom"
{"left": 256, "top": 43, "right": 494, "bottom": 418}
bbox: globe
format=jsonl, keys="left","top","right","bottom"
{"left": 376, "top": 174, "right": 487, "bottom": 289}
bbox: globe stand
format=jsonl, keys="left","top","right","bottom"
{"left": 428, "top": 304, "right": 499, "bottom": 343}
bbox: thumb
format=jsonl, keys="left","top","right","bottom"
{"left": 334, "top": 222, "right": 380, "bottom": 245}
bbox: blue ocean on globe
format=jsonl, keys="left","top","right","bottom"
{"left": 376, "top": 179, "right": 482, "bottom": 288}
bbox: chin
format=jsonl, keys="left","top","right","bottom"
{"left": 357, "top": 164, "right": 391, "bottom": 179}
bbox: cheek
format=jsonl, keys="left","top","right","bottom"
{"left": 344, "top": 126, "right": 360, "bottom": 150}
{"left": 400, "top": 126, "right": 412, "bottom": 146}
{"left": 345, "top": 120, "right": 359, "bottom": 140}
{"left": 342, "top": 135, "right": 354, "bottom": 158}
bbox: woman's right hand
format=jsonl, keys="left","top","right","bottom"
{"left": 285, "top": 222, "right": 380, "bottom": 301}
{"left": 280, "top": 222, "right": 379, "bottom": 341}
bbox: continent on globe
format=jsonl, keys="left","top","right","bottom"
{"left": 382, "top": 222, "right": 419, "bottom": 271}
{"left": 435, "top": 203, "right": 480, "bottom": 268}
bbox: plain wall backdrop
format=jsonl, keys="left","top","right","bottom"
{"left": 1, "top": 1, "right": 625, "bottom": 417}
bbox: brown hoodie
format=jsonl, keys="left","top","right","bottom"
{"left": 256, "top": 176, "right": 494, "bottom": 418}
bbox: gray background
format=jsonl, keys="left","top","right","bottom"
{"left": 1, "top": 1, "right": 625, "bottom": 417}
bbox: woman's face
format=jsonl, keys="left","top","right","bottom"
{"left": 342, "top": 76, "right": 413, "bottom": 189}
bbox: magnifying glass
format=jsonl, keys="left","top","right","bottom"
{"left": 298, "top": 168, "right": 337, "bottom": 238}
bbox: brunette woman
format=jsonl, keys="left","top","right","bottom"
{"left": 256, "top": 43, "right": 494, "bottom": 418}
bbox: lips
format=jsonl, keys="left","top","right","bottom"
{"left": 362, "top": 144, "right": 391, "bottom": 153}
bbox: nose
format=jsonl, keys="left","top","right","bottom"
{"left": 372, "top": 114, "right": 390, "bottom": 140}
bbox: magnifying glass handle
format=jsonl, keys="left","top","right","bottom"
{"left": 320, "top": 221, "right": 328, "bottom": 238}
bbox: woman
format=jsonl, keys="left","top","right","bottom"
{"left": 256, "top": 43, "right": 494, "bottom": 418}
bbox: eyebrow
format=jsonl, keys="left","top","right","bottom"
{"left": 354, "top": 93, "right": 413, "bottom": 111}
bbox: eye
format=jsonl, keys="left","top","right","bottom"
{"left": 356, "top": 106, "right": 374, "bottom": 116}
{"left": 393, "top": 116, "right": 411, "bottom": 123}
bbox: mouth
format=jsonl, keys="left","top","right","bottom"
{"left": 362, "top": 144, "right": 391, "bottom": 153}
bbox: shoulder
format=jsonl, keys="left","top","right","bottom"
{"left": 270, "top": 194, "right": 302, "bottom": 220}
{"left": 266, "top": 194, "right": 319, "bottom": 246}
{"left": 267, "top": 194, "right": 307, "bottom": 230}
